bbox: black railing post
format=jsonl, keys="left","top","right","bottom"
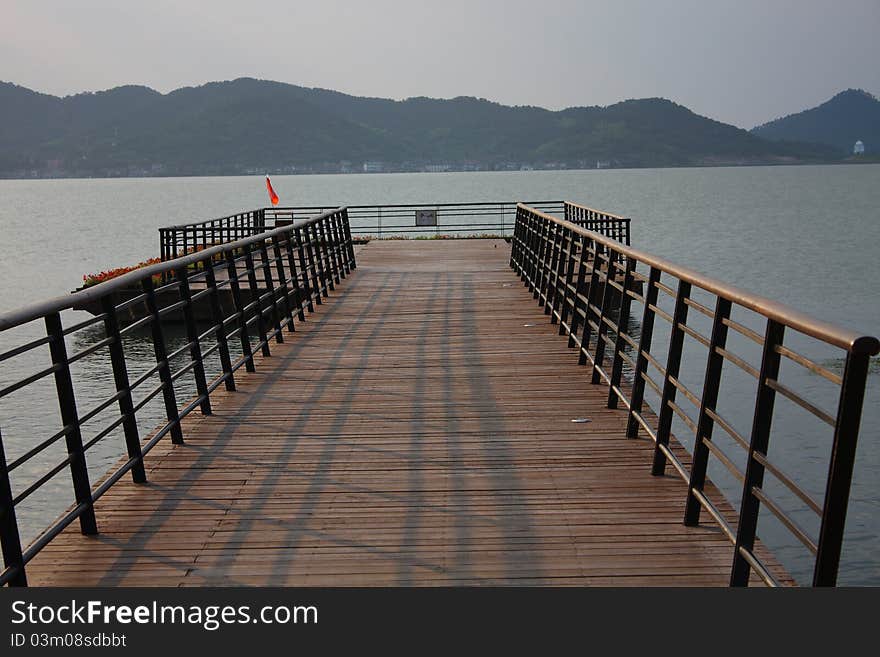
{"left": 141, "top": 278, "right": 184, "bottom": 444}
{"left": 813, "top": 350, "right": 871, "bottom": 586}
{"left": 590, "top": 254, "right": 617, "bottom": 384}
{"left": 342, "top": 209, "right": 356, "bottom": 270}
{"left": 731, "top": 319, "right": 785, "bottom": 586}
{"left": 578, "top": 237, "right": 601, "bottom": 366}
{"left": 652, "top": 280, "right": 692, "bottom": 475}
{"left": 204, "top": 264, "right": 236, "bottom": 391}
{"left": 0, "top": 429, "right": 27, "bottom": 586}
{"left": 295, "top": 227, "right": 316, "bottom": 313}
{"left": 546, "top": 223, "right": 563, "bottom": 319}
{"left": 271, "top": 236, "right": 295, "bottom": 333}
{"left": 175, "top": 266, "right": 212, "bottom": 415}
{"left": 225, "top": 249, "right": 256, "bottom": 373}
{"left": 607, "top": 256, "right": 636, "bottom": 408}
{"left": 305, "top": 224, "right": 324, "bottom": 304}
{"left": 243, "top": 243, "right": 271, "bottom": 357}
{"left": 626, "top": 267, "right": 661, "bottom": 438}
{"left": 684, "top": 297, "right": 732, "bottom": 525}
{"left": 331, "top": 212, "right": 348, "bottom": 278}
{"left": 45, "top": 312, "right": 98, "bottom": 534}
{"left": 558, "top": 228, "right": 576, "bottom": 335}
{"left": 283, "top": 232, "right": 306, "bottom": 322}
{"left": 258, "top": 239, "right": 284, "bottom": 344}
{"left": 321, "top": 217, "right": 341, "bottom": 287}
{"left": 568, "top": 233, "right": 588, "bottom": 349}
{"left": 100, "top": 297, "right": 146, "bottom": 483}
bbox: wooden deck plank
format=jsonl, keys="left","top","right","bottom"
{"left": 25, "top": 239, "right": 793, "bottom": 586}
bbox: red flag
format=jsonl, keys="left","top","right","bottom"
{"left": 265, "top": 175, "right": 279, "bottom": 206}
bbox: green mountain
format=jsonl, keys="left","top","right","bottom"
{"left": 751, "top": 89, "right": 879, "bottom": 155}
{"left": 0, "top": 78, "right": 841, "bottom": 178}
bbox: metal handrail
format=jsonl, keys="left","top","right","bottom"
{"left": 520, "top": 204, "right": 875, "bottom": 354}
{"left": 0, "top": 207, "right": 355, "bottom": 586}
{"left": 511, "top": 202, "right": 878, "bottom": 586}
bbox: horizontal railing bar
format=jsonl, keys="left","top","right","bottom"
{"left": 82, "top": 413, "right": 127, "bottom": 452}
{"left": 691, "top": 488, "right": 738, "bottom": 544}
{"left": 19, "top": 502, "right": 92, "bottom": 565}
{"left": 77, "top": 389, "right": 125, "bottom": 426}
{"left": 0, "top": 363, "right": 62, "bottom": 399}
{"left": 667, "top": 399, "right": 698, "bottom": 433}
{"left": 704, "top": 439, "right": 746, "bottom": 482}
{"left": 114, "top": 292, "right": 149, "bottom": 312}
{"left": 0, "top": 334, "right": 52, "bottom": 363}
{"left": 705, "top": 408, "right": 750, "bottom": 452}
{"left": 13, "top": 457, "right": 73, "bottom": 505}
{"left": 118, "top": 313, "right": 154, "bottom": 336}
{"left": 66, "top": 336, "right": 115, "bottom": 365}
{"left": 753, "top": 452, "right": 823, "bottom": 516}
{"left": 61, "top": 314, "right": 107, "bottom": 335}
{"left": 721, "top": 316, "right": 765, "bottom": 346}
{"left": 765, "top": 378, "right": 836, "bottom": 426}
{"left": 683, "top": 296, "right": 715, "bottom": 319}
{"left": 669, "top": 375, "right": 701, "bottom": 409}
{"left": 774, "top": 344, "right": 842, "bottom": 385}
{"left": 678, "top": 321, "right": 711, "bottom": 348}
{"left": 715, "top": 346, "right": 760, "bottom": 379}
{"left": 752, "top": 486, "right": 819, "bottom": 555}
{"left": 6, "top": 427, "right": 70, "bottom": 472}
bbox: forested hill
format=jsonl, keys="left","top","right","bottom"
{"left": 0, "top": 77, "right": 840, "bottom": 178}
{"left": 751, "top": 89, "right": 879, "bottom": 155}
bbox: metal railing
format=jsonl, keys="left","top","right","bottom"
{"left": 159, "top": 208, "right": 266, "bottom": 262}
{"left": 0, "top": 208, "right": 354, "bottom": 586}
{"left": 261, "top": 201, "right": 566, "bottom": 239}
{"left": 510, "top": 203, "right": 878, "bottom": 586}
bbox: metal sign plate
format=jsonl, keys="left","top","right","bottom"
{"left": 415, "top": 209, "right": 438, "bottom": 226}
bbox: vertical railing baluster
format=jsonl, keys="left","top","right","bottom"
{"left": 295, "top": 227, "right": 315, "bottom": 313}
{"left": 343, "top": 209, "right": 356, "bottom": 270}
{"left": 225, "top": 249, "right": 255, "bottom": 373}
{"left": 243, "top": 243, "right": 271, "bottom": 356}
{"left": 0, "top": 429, "right": 27, "bottom": 586}
{"left": 731, "top": 319, "right": 784, "bottom": 586}
{"left": 813, "top": 350, "right": 871, "bottom": 586}
{"left": 204, "top": 263, "right": 236, "bottom": 390}
{"left": 283, "top": 231, "right": 306, "bottom": 322}
{"left": 546, "top": 223, "right": 563, "bottom": 319}
{"left": 258, "top": 239, "right": 284, "bottom": 344}
{"left": 626, "top": 267, "right": 661, "bottom": 438}
{"left": 141, "top": 278, "right": 184, "bottom": 444}
{"left": 590, "top": 253, "right": 617, "bottom": 384}
{"left": 568, "top": 233, "right": 589, "bottom": 349}
{"left": 607, "top": 256, "right": 636, "bottom": 407}
{"left": 652, "top": 279, "right": 692, "bottom": 475}
{"left": 100, "top": 296, "right": 146, "bottom": 483}
{"left": 45, "top": 312, "right": 98, "bottom": 534}
{"left": 684, "top": 296, "right": 732, "bottom": 525}
{"left": 272, "top": 236, "right": 295, "bottom": 332}
{"left": 323, "top": 217, "right": 341, "bottom": 286}
{"left": 175, "top": 266, "right": 212, "bottom": 414}
{"left": 558, "top": 228, "right": 576, "bottom": 335}
{"left": 304, "top": 224, "right": 323, "bottom": 305}
{"left": 578, "top": 237, "right": 601, "bottom": 366}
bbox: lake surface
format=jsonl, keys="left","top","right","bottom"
{"left": 0, "top": 165, "right": 878, "bottom": 585}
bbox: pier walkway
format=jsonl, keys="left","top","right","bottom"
{"left": 24, "top": 240, "right": 788, "bottom": 586}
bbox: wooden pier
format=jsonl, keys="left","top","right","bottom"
{"left": 23, "top": 240, "right": 789, "bottom": 586}
{"left": 2, "top": 202, "right": 875, "bottom": 588}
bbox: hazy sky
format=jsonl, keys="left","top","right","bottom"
{"left": 2, "top": 0, "right": 878, "bottom": 128}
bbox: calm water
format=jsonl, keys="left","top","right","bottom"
{"left": 0, "top": 166, "right": 878, "bottom": 584}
